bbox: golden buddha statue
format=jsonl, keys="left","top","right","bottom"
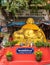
{"left": 13, "top": 18, "right": 47, "bottom": 45}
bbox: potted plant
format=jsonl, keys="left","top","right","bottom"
{"left": 35, "top": 49, "right": 42, "bottom": 62}
{"left": 6, "top": 51, "right": 13, "bottom": 61}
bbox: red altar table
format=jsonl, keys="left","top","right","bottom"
{"left": 0, "top": 46, "right": 50, "bottom": 65}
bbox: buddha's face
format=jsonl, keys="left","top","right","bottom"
{"left": 24, "top": 29, "right": 36, "bottom": 38}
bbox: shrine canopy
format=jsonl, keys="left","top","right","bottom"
{"left": 7, "top": 21, "right": 41, "bottom": 27}
{"left": 7, "top": 21, "right": 50, "bottom": 27}
{"left": 7, "top": 21, "right": 26, "bottom": 27}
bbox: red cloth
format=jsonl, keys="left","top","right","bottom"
{"left": 0, "top": 46, "right": 50, "bottom": 65}
{"left": 9, "top": 37, "right": 13, "bottom": 42}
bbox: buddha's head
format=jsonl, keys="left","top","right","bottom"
{"left": 26, "top": 18, "right": 34, "bottom": 24}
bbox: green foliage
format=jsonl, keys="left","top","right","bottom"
{"left": 35, "top": 41, "right": 43, "bottom": 48}
{"left": 4, "top": 41, "right": 18, "bottom": 47}
{"left": 31, "top": 0, "right": 47, "bottom": 10}
{"left": 35, "top": 49, "right": 42, "bottom": 57}
{"left": 4, "top": 42, "right": 10, "bottom": 47}
{"left": 6, "top": 51, "right": 12, "bottom": 57}
{"left": 0, "top": 0, "right": 49, "bottom": 19}
{"left": 10, "top": 41, "right": 18, "bottom": 46}
{"left": 35, "top": 41, "right": 50, "bottom": 48}
{"left": 41, "top": 42, "right": 50, "bottom": 47}
{"left": 44, "top": 4, "right": 50, "bottom": 10}
{"left": 31, "top": 0, "right": 46, "bottom": 5}
{"left": 46, "top": 43, "right": 50, "bottom": 47}
{"left": 42, "top": 42, "right": 47, "bottom": 47}
{"left": 1, "top": 0, "right": 47, "bottom": 13}
{"left": 1, "top": 0, "right": 29, "bottom": 17}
